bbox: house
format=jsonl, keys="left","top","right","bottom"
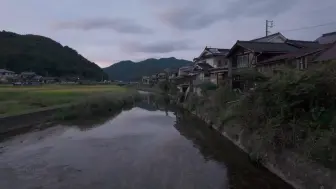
{"left": 0, "top": 69, "right": 15, "bottom": 77}
{"left": 226, "top": 41, "right": 300, "bottom": 90}
{"left": 256, "top": 45, "right": 328, "bottom": 74}
{"left": 316, "top": 31, "right": 336, "bottom": 44}
{"left": 0, "top": 69, "right": 15, "bottom": 83}
{"left": 157, "top": 72, "right": 167, "bottom": 81}
{"left": 42, "top": 77, "right": 58, "bottom": 84}
{"left": 193, "top": 47, "right": 230, "bottom": 68}
{"left": 256, "top": 42, "right": 336, "bottom": 74}
{"left": 142, "top": 76, "right": 151, "bottom": 85}
{"left": 178, "top": 66, "right": 194, "bottom": 76}
{"left": 192, "top": 47, "right": 231, "bottom": 86}
{"left": 168, "top": 70, "right": 178, "bottom": 79}
{"left": 20, "top": 72, "right": 36, "bottom": 79}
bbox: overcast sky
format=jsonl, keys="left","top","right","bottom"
{"left": 1, "top": 0, "right": 336, "bottom": 67}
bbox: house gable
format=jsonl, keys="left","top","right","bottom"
{"left": 251, "top": 32, "right": 287, "bottom": 43}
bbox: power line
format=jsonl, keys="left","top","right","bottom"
{"left": 279, "top": 21, "right": 336, "bottom": 33}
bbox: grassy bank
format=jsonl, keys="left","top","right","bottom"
{"left": 179, "top": 62, "right": 336, "bottom": 188}
{"left": 55, "top": 90, "right": 141, "bottom": 120}
{"left": 0, "top": 85, "right": 130, "bottom": 117}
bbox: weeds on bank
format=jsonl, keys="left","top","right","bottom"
{"left": 184, "top": 61, "right": 336, "bottom": 169}
{"left": 55, "top": 91, "right": 141, "bottom": 120}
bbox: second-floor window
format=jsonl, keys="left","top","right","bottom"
{"left": 237, "top": 54, "right": 249, "bottom": 68}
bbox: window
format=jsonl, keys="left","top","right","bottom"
{"left": 237, "top": 54, "right": 249, "bottom": 68}
{"left": 299, "top": 57, "right": 306, "bottom": 70}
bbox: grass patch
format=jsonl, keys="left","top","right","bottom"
{"left": 0, "top": 85, "right": 128, "bottom": 116}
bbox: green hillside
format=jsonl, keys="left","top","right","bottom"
{"left": 103, "top": 57, "right": 192, "bottom": 81}
{"left": 0, "top": 31, "right": 107, "bottom": 80}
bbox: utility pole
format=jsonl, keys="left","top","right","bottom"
{"left": 266, "top": 20, "right": 274, "bottom": 36}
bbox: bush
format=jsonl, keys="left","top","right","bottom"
{"left": 233, "top": 62, "right": 336, "bottom": 167}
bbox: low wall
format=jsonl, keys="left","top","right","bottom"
{"left": 180, "top": 103, "right": 336, "bottom": 189}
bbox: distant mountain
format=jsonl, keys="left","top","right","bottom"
{"left": 0, "top": 31, "right": 107, "bottom": 80}
{"left": 103, "top": 57, "right": 192, "bottom": 81}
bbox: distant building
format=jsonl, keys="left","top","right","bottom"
{"left": 0, "top": 69, "right": 15, "bottom": 77}
{"left": 0, "top": 69, "right": 15, "bottom": 83}
{"left": 20, "top": 71, "right": 36, "bottom": 78}
{"left": 142, "top": 76, "right": 150, "bottom": 85}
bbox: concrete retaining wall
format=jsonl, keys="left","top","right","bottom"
{"left": 183, "top": 106, "right": 336, "bottom": 189}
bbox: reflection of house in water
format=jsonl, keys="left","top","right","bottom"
{"left": 173, "top": 112, "right": 293, "bottom": 189}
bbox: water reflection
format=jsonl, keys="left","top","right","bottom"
{"left": 174, "top": 110, "right": 292, "bottom": 189}
{"left": 0, "top": 96, "right": 293, "bottom": 189}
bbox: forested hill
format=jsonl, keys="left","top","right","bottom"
{"left": 103, "top": 57, "right": 192, "bottom": 81}
{"left": 0, "top": 31, "right": 107, "bottom": 80}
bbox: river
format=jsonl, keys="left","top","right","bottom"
{"left": 0, "top": 100, "right": 293, "bottom": 189}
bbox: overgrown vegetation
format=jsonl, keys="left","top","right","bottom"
{"left": 183, "top": 61, "right": 336, "bottom": 169}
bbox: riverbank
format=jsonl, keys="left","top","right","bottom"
{"left": 0, "top": 85, "right": 128, "bottom": 116}
{"left": 0, "top": 85, "right": 141, "bottom": 134}
{"left": 173, "top": 63, "right": 336, "bottom": 189}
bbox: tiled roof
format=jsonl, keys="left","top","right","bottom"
{"left": 286, "top": 39, "right": 322, "bottom": 49}
{"left": 0, "top": 69, "right": 14, "bottom": 73}
{"left": 250, "top": 32, "right": 286, "bottom": 42}
{"left": 21, "top": 72, "right": 36, "bottom": 75}
{"left": 179, "top": 66, "right": 194, "bottom": 72}
{"left": 258, "top": 44, "right": 332, "bottom": 65}
{"left": 316, "top": 31, "right": 336, "bottom": 44}
{"left": 206, "top": 47, "right": 230, "bottom": 55}
{"left": 196, "top": 63, "right": 213, "bottom": 70}
{"left": 315, "top": 43, "right": 336, "bottom": 62}
{"left": 238, "top": 41, "right": 299, "bottom": 52}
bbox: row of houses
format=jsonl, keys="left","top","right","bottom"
{"left": 0, "top": 69, "right": 58, "bottom": 84}
{"left": 154, "top": 31, "right": 336, "bottom": 93}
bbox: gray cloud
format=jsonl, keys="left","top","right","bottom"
{"left": 53, "top": 18, "right": 152, "bottom": 34}
{"left": 121, "top": 40, "right": 194, "bottom": 53}
{"left": 151, "top": 0, "right": 297, "bottom": 30}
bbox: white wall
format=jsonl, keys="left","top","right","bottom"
{"left": 198, "top": 57, "right": 228, "bottom": 68}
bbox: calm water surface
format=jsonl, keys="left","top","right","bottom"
{"left": 0, "top": 102, "right": 293, "bottom": 189}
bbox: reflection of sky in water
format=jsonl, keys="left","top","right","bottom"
{"left": 0, "top": 103, "right": 292, "bottom": 189}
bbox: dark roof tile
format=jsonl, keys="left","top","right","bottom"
{"left": 196, "top": 63, "right": 213, "bottom": 70}
{"left": 315, "top": 43, "right": 336, "bottom": 62}
{"left": 286, "top": 39, "right": 322, "bottom": 48}
{"left": 236, "top": 41, "right": 299, "bottom": 53}
{"left": 316, "top": 31, "right": 336, "bottom": 44}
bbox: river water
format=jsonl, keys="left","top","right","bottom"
{"left": 0, "top": 100, "right": 293, "bottom": 189}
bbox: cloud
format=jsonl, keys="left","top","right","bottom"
{"left": 150, "top": 0, "right": 297, "bottom": 30}
{"left": 53, "top": 18, "right": 153, "bottom": 34}
{"left": 120, "top": 40, "right": 194, "bottom": 53}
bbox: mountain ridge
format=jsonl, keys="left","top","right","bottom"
{"left": 103, "top": 57, "right": 192, "bottom": 81}
{"left": 0, "top": 30, "right": 107, "bottom": 80}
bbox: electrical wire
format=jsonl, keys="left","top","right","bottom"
{"left": 279, "top": 21, "right": 336, "bottom": 33}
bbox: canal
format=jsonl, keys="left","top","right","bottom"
{"left": 0, "top": 100, "right": 293, "bottom": 189}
